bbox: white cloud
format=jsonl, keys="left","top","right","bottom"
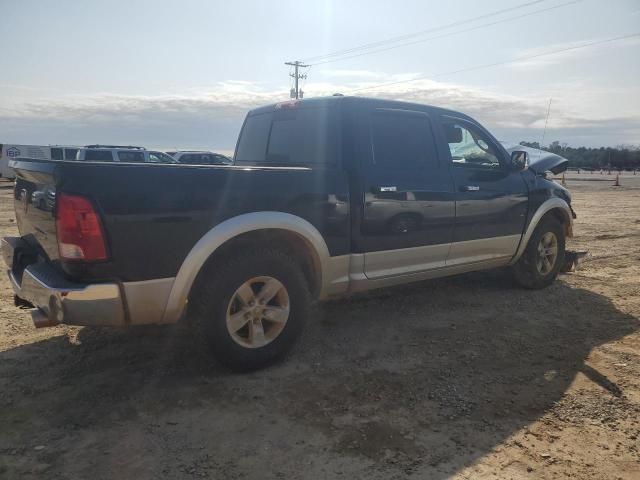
{"left": 320, "top": 69, "right": 386, "bottom": 79}
{"left": 1, "top": 78, "right": 637, "bottom": 149}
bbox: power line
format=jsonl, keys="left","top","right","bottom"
{"left": 347, "top": 32, "right": 640, "bottom": 94}
{"left": 303, "top": 0, "right": 548, "bottom": 64}
{"left": 308, "top": 0, "right": 581, "bottom": 66}
{"left": 284, "top": 61, "right": 309, "bottom": 99}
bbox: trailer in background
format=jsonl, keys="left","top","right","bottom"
{"left": 0, "top": 144, "right": 80, "bottom": 178}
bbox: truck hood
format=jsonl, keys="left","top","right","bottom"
{"left": 501, "top": 142, "right": 569, "bottom": 175}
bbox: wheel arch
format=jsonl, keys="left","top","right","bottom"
{"left": 511, "top": 197, "right": 573, "bottom": 264}
{"left": 162, "top": 212, "right": 331, "bottom": 323}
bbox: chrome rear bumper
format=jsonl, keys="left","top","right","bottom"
{"left": 2, "top": 237, "right": 126, "bottom": 327}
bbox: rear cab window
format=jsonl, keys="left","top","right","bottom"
{"left": 235, "top": 103, "right": 340, "bottom": 167}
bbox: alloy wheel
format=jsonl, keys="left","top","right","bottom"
{"left": 536, "top": 231, "right": 558, "bottom": 275}
{"left": 226, "top": 276, "right": 290, "bottom": 349}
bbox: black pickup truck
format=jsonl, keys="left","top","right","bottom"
{"left": 3, "top": 96, "right": 575, "bottom": 370}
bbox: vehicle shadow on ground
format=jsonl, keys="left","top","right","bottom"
{"left": 0, "top": 270, "right": 638, "bottom": 479}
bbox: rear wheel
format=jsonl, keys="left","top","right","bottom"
{"left": 189, "top": 249, "right": 310, "bottom": 371}
{"left": 512, "top": 217, "right": 565, "bottom": 289}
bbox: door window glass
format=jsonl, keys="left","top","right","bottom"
{"left": 213, "top": 154, "right": 230, "bottom": 164}
{"left": 235, "top": 113, "right": 272, "bottom": 162}
{"left": 443, "top": 120, "right": 501, "bottom": 169}
{"left": 266, "top": 107, "right": 337, "bottom": 166}
{"left": 148, "top": 152, "right": 175, "bottom": 163}
{"left": 236, "top": 107, "right": 338, "bottom": 166}
{"left": 370, "top": 111, "right": 437, "bottom": 169}
{"left": 84, "top": 150, "right": 114, "bottom": 161}
{"left": 117, "top": 151, "right": 145, "bottom": 162}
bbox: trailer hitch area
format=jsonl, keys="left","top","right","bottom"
{"left": 561, "top": 250, "right": 588, "bottom": 273}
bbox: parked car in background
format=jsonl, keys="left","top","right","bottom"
{"left": 75, "top": 145, "right": 176, "bottom": 163}
{"left": 4, "top": 96, "right": 576, "bottom": 371}
{"left": 167, "top": 150, "right": 231, "bottom": 165}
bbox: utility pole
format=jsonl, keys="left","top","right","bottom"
{"left": 285, "top": 61, "right": 309, "bottom": 99}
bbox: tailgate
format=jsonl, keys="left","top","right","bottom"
{"left": 11, "top": 158, "right": 60, "bottom": 262}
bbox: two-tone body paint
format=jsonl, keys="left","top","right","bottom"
{"left": 8, "top": 96, "right": 573, "bottom": 327}
{"left": 11, "top": 160, "right": 351, "bottom": 283}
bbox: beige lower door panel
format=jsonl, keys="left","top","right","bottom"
{"left": 363, "top": 243, "right": 450, "bottom": 279}
{"left": 446, "top": 235, "right": 521, "bottom": 266}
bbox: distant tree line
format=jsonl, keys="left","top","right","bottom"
{"left": 519, "top": 141, "right": 640, "bottom": 170}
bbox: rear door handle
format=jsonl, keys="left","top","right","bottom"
{"left": 461, "top": 185, "right": 480, "bottom": 192}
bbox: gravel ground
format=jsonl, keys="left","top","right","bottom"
{"left": 0, "top": 175, "right": 639, "bottom": 479}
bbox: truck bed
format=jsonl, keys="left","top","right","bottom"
{"left": 10, "top": 158, "right": 350, "bottom": 283}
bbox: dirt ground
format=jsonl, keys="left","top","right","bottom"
{"left": 0, "top": 173, "right": 639, "bottom": 479}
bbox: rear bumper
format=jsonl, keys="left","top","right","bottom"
{"left": 3, "top": 237, "right": 126, "bottom": 326}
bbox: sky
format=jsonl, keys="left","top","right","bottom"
{"left": 1, "top": 0, "right": 639, "bottom": 153}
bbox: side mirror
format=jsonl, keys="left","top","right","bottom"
{"left": 511, "top": 150, "right": 528, "bottom": 171}
{"left": 445, "top": 125, "right": 463, "bottom": 143}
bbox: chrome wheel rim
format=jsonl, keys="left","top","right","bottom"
{"left": 226, "top": 276, "right": 290, "bottom": 349}
{"left": 536, "top": 232, "right": 558, "bottom": 275}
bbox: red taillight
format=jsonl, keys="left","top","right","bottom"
{"left": 56, "top": 193, "right": 107, "bottom": 261}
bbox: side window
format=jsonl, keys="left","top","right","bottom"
{"left": 370, "top": 111, "right": 438, "bottom": 169}
{"left": 236, "top": 107, "right": 338, "bottom": 166}
{"left": 235, "top": 113, "right": 272, "bottom": 162}
{"left": 64, "top": 148, "right": 78, "bottom": 160}
{"left": 266, "top": 107, "right": 336, "bottom": 166}
{"left": 84, "top": 150, "right": 114, "bottom": 161}
{"left": 51, "top": 148, "right": 63, "bottom": 160}
{"left": 117, "top": 151, "right": 145, "bottom": 162}
{"left": 148, "top": 152, "right": 174, "bottom": 163}
{"left": 443, "top": 120, "right": 501, "bottom": 169}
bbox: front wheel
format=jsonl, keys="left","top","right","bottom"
{"left": 189, "top": 249, "right": 310, "bottom": 371}
{"left": 512, "top": 217, "right": 566, "bottom": 289}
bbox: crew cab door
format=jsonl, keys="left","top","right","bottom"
{"left": 355, "top": 107, "right": 456, "bottom": 279}
{"left": 437, "top": 116, "right": 528, "bottom": 265}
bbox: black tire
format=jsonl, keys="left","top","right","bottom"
{"left": 512, "top": 217, "right": 566, "bottom": 289}
{"left": 189, "top": 248, "right": 310, "bottom": 371}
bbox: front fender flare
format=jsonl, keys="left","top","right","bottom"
{"left": 510, "top": 197, "right": 573, "bottom": 264}
{"left": 161, "top": 212, "right": 331, "bottom": 323}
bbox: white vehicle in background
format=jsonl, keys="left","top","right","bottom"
{"left": 166, "top": 150, "right": 231, "bottom": 165}
{"left": 0, "top": 144, "right": 80, "bottom": 178}
{"left": 75, "top": 145, "right": 176, "bottom": 163}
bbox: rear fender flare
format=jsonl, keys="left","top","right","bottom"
{"left": 162, "top": 212, "right": 330, "bottom": 323}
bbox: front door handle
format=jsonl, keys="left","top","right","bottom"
{"left": 461, "top": 185, "right": 480, "bottom": 192}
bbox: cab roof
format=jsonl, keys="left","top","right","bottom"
{"left": 247, "top": 95, "right": 473, "bottom": 122}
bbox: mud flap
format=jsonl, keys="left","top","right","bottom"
{"left": 560, "top": 250, "right": 588, "bottom": 273}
